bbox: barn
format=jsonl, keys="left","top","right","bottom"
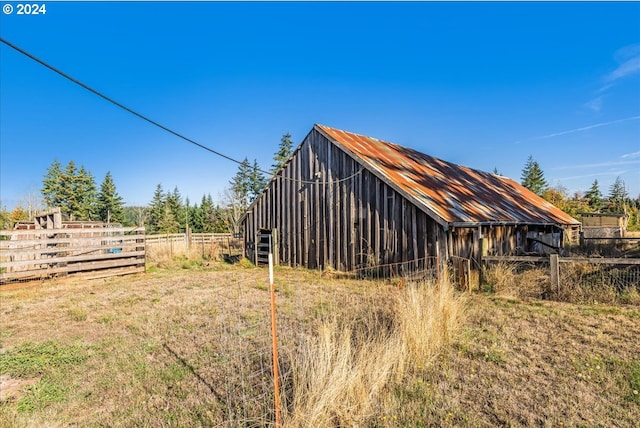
{"left": 241, "top": 124, "right": 580, "bottom": 272}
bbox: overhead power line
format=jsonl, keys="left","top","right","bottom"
{"left": 0, "top": 37, "right": 363, "bottom": 186}
{"left": 0, "top": 37, "right": 243, "bottom": 166}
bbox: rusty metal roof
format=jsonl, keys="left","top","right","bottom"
{"left": 316, "top": 124, "right": 580, "bottom": 226}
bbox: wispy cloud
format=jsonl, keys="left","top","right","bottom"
{"left": 551, "top": 159, "right": 640, "bottom": 171}
{"left": 605, "top": 44, "right": 640, "bottom": 83}
{"left": 621, "top": 150, "right": 640, "bottom": 159}
{"left": 551, "top": 170, "right": 627, "bottom": 182}
{"left": 586, "top": 44, "right": 640, "bottom": 111}
{"left": 583, "top": 96, "right": 603, "bottom": 113}
{"left": 526, "top": 115, "right": 640, "bottom": 141}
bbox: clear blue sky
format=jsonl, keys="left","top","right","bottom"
{"left": 1, "top": 1, "right": 639, "bottom": 210}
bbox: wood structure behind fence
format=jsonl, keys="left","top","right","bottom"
{"left": 0, "top": 227, "right": 145, "bottom": 284}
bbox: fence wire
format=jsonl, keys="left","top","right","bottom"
{"left": 559, "top": 262, "right": 640, "bottom": 291}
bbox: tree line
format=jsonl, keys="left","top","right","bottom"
{"left": 0, "top": 133, "right": 295, "bottom": 233}
{"left": 1, "top": 137, "right": 637, "bottom": 231}
{"left": 520, "top": 155, "right": 639, "bottom": 230}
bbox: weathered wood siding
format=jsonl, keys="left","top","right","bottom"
{"left": 243, "top": 129, "right": 447, "bottom": 271}
{"left": 449, "top": 223, "right": 568, "bottom": 265}
{"left": 1, "top": 227, "right": 145, "bottom": 284}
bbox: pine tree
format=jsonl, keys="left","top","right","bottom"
{"left": 166, "top": 187, "right": 185, "bottom": 232}
{"left": 249, "top": 159, "right": 267, "bottom": 203}
{"left": 41, "top": 159, "right": 64, "bottom": 209}
{"left": 229, "top": 158, "right": 253, "bottom": 211}
{"left": 585, "top": 180, "right": 603, "bottom": 211}
{"left": 41, "top": 160, "right": 97, "bottom": 221}
{"left": 520, "top": 155, "right": 548, "bottom": 197}
{"left": 608, "top": 177, "right": 628, "bottom": 213}
{"left": 157, "top": 204, "right": 179, "bottom": 234}
{"left": 148, "top": 184, "right": 166, "bottom": 234}
{"left": 76, "top": 165, "right": 97, "bottom": 220}
{"left": 196, "top": 194, "right": 215, "bottom": 232}
{"left": 97, "top": 171, "right": 125, "bottom": 224}
{"left": 271, "top": 133, "right": 294, "bottom": 173}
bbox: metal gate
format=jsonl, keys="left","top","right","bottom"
{"left": 256, "top": 229, "right": 277, "bottom": 267}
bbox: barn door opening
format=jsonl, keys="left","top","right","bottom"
{"left": 256, "top": 229, "right": 278, "bottom": 267}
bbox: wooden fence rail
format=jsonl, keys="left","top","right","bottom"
{"left": 1, "top": 227, "right": 145, "bottom": 284}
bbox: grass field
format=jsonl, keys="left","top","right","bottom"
{"left": 1, "top": 261, "right": 639, "bottom": 427}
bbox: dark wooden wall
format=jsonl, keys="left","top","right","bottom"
{"left": 242, "top": 129, "right": 572, "bottom": 271}
{"left": 243, "top": 129, "right": 447, "bottom": 271}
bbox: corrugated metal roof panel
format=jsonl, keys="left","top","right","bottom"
{"left": 316, "top": 124, "right": 580, "bottom": 226}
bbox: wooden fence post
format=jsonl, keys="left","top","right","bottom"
{"left": 550, "top": 254, "right": 560, "bottom": 294}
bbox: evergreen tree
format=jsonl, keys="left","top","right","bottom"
{"left": 585, "top": 179, "right": 603, "bottom": 211}
{"left": 249, "top": 159, "right": 267, "bottom": 203}
{"left": 190, "top": 196, "right": 205, "bottom": 233}
{"left": 272, "top": 132, "right": 294, "bottom": 173}
{"left": 608, "top": 176, "right": 628, "bottom": 213}
{"left": 157, "top": 204, "right": 179, "bottom": 234}
{"left": 41, "top": 159, "right": 64, "bottom": 209}
{"left": 60, "top": 160, "right": 80, "bottom": 220}
{"left": 229, "top": 158, "right": 253, "bottom": 211}
{"left": 211, "top": 203, "right": 228, "bottom": 233}
{"left": 520, "top": 155, "right": 548, "bottom": 197}
{"left": 148, "top": 184, "right": 166, "bottom": 234}
{"left": 97, "top": 171, "right": 125, "bottom": 224}
{"left": 195, "top": 194, "right": 215, "bottom": 232}
{"left": 166, "top": 187, "right": 185, "bottom": 232}
{"left": 76, "top": 165, "right": 97, "bottom": 220}
{"left": 41, "top": 160, "right": 97, "bottom": 221}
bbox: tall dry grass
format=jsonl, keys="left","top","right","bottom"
{"left": 483, "top": 261, "right": 640, "bottom": 305}
{"left": 145, "top": 241, "right": 222, "bottom": 267}
{"left": 483, "top": 262, "right": 550, "bottom": 299}
{"left": 282, "top": 281, "right": 464, "bottom": 428}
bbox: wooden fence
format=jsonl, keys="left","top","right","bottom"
{"left": 0, "top": 227, "right": 145, "bottom": 284}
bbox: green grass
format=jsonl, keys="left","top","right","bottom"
{"left": 0, "top": 341, "right": 90, "bottom": 378}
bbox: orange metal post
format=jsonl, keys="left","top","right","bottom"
{"left": 268, "top": 253, "right": 281, "bottom": 427}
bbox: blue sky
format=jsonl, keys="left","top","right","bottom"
{"left": 1, "top": 1, "right": 639, "bottom": 210}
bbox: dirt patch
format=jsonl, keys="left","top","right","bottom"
{"left": 0, "top": 374, "right": 39, "bottom": 402}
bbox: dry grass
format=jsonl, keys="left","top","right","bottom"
{"left": 1, "top": 261, "right": 638, "bottom": 427}
{"left": 482, "top": 261, "right": 551, "bottom": 300}
{"left": 283, "top": 281, "right": 463, "bottom": 427}
{"left": 146, "top": 241, "right": 222, "bottom": 267}
{"left": 484, "top": 261, "right": 640, "bottom": 306}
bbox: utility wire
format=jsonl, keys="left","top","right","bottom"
{"left": 0, "top": 38, "right": 243, "bottom": 166}
{"left": 0, "top": 37, "right": 362, "bottom": 186}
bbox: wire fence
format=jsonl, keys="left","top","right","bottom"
{"left": 483, "top": 255, "right": 640, "bottom": 304}
{"left": 154, "top": 266, "right": 402, "bottom": 426}
{"left": 559, "top": 258, "right": 640, "bottom": 291}
{"left": 349, "top": 255, "right": 472, "bottom": 289}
